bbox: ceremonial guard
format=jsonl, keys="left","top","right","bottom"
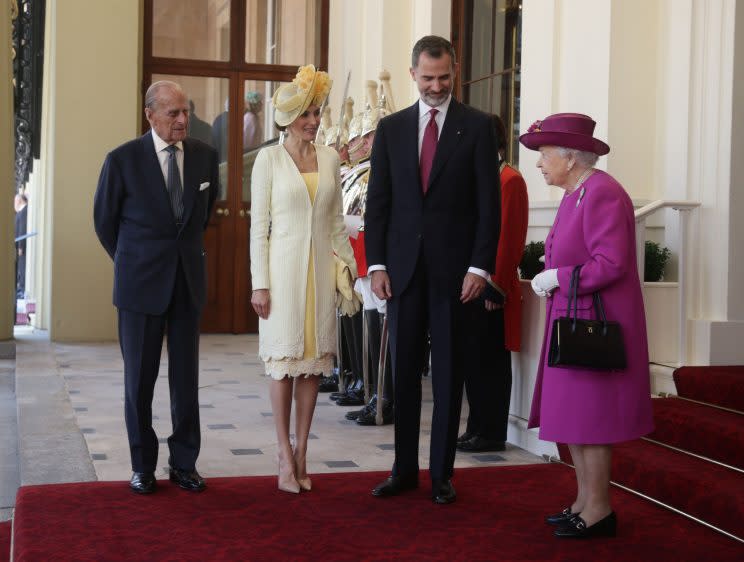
{"left": 329, "top": 88, "right": 376, "bottom": 407}
{"left": 339, "top": 75, "right": 397, "bottom": 426}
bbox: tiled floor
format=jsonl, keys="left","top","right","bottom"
{"left": 54, "top": 334, "right": 542, "bottom": 482}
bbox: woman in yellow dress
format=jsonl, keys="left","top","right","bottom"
{"left": 250, "top": 65, "right": 357, "bottom": 493}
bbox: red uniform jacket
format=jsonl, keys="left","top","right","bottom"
{"left": 492, "top": 164, "right": 529, "bottom": 351}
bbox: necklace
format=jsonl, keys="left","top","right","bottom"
{"left": 573, "top": 167, "right": 595, "bottom": 190}
{"left": 573, "top": 168, "right": 594, "bottom": 207}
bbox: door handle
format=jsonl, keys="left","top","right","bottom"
{"left": 239, "top": 209, "right": 250, "bottom": 218}
{"left": 216, "top": 208, "right": 230, "bottom": 216}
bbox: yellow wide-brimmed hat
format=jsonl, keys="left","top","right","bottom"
{"left": 272, "top": 64, "right": 333, "bottom": 127}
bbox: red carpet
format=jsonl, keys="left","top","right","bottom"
{"left": 673, "top": 365, "right": 744, "bottom": 411}
{"left": 12, "top": 464, "right": 742, "bottom": 561}
{"left": 650, "top": 397, "right": 744, "bottom": 468}
{"left": 0, "top": 522, "right": 9, "bottom": 562}
{"left": 611, "top": 439, "right": 744, "bottom": 539}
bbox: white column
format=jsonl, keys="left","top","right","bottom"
{"left": 40, "top": 0, "right": 141, "bottom": 341}
{"left": 0, "top": 0, "right": 15, "bottom": 356}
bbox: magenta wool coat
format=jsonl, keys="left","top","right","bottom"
{"left": 527, "top": 170, "right": 654, "bottom": 444}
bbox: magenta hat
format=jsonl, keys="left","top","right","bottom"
{"left": 519, "top": 112, "right": 610, "bottom": 155}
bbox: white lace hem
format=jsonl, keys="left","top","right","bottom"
{"left": 265, "top": 354, "right": 334, "bottom": 380}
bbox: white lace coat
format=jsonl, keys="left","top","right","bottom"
{"left": 250, "top": 144, "right": 357, "bottom": 363}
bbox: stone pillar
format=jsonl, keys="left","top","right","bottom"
{"left": 40, "top": 0, "right": 141, "bottom": 341}
{"left": 0, "top": 1, "right": 16, "bottom": 359}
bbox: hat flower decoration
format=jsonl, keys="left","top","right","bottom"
{"left": 272, "top": 64, "right": 333, "bottom": 127}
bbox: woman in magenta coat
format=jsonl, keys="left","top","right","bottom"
{"left": 521, "top": 113, "right": 654, "bottom": 539}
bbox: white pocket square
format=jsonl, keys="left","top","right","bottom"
{"left": 199, "top": 182, "right": 210, "bottom": 191}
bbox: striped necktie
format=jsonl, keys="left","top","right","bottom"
{"left": 164, "top": 145, "right": 184, "bottom": 222}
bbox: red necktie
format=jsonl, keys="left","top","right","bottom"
{"left": 419, "top": 108, "right": 439, "bottom": 193}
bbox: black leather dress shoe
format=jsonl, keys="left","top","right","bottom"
{"left": 456, "top": 435, "right": 506, "bottom": 452}
{"left": 432, "top": 480, "right": 456, "bottom": 504}
{"left": 129, "top": 472, "right": 156, "bottom": 494}
{"left": 335, "top": 390, "right": 365, "bottom": 406}
{"left": 169, "top": 467, "right": 206, "bottom": 492}
{"left": 554, "top": 512, "right": 617, "bottom": 539}
{"left": 347, "top": 396, "right": 377, "bottom": 420}
{"left": 318, "top": 375, "right": 339, "bottom": 393}
{"left": 345, "top": 407, "right": 366, "bottom": 420}
{"left": 371, "top": 475, "right": 418, "bottom": 497}
{"left": 457, "top": 431, "right": 474, "bottom": 444}
{"left": 546, "top": 507, "right": 577, "bottom": 526}
{"left": 356, "top": 404, "right": 393, "bottom": 426}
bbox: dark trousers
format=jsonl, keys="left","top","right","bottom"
{"left": 464, "top": 308, "right": 512, "bottom": 441}
{"left": 118, "top": 261, "right": 202, "bottom": 473}
{"left": 387, "top": 259, "right": 479, "bottom": 483}
{"left": 15, "top": 252, "right": 25, "bottom": 297}
{"left": 340, "top": 310, "right": 364, "bottom": 381}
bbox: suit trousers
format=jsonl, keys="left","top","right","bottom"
{"left": 118, "top": 260, "right": 202, "bottom": 473}
{"left": 387, "top": 257, "right": 480, "bottom": 483}
{"left": 464, "top": 308, "right": 512, "bottom": 441}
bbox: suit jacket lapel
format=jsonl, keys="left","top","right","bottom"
{"left": 427, "top": 98, "right": 465, "bottom": 191}
{"left": 140, "top": 133, "right": 178, "bottom": 225}
{"left": 180, "top": 139, "right": 198, "bottom": 227}
{"left": 403, "top": 103, "right": 422, "bottom": 198}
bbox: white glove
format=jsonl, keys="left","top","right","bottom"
{"left": 531, "top": 268, "right": 559, "bottom": 297}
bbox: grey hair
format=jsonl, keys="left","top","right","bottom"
{"left": 557, "top": 147, "right": 600, "bottom": 168}
{"left": 145, "top": 80, "right": 184, "bottom": 110}
{"left": 411, "top": 35, "right": 457, "bottom": 68}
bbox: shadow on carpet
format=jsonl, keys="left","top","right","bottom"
{"left": 12, "top": 464, "right": 742, "bottom": 561}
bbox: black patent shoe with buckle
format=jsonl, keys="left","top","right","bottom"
{"left": 545, "top": 507, "right": 577, "bottom": 526}
{"left": 554, "top": 511, "right": 617, "bottom": 539}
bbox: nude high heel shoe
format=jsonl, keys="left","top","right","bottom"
{"left": 277, "top": 451, "right": 300, "bottom": 494}
{"left": 293, "top": 447, "right": 312, "bottom": 492}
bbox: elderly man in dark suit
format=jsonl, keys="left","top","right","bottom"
{"left": 94, "top": 80, "right": 218, "bottom": 494}
{"left": 365, "top": 36, "right": 500, "bottom": 504}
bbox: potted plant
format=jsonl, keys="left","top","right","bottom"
{"left": 644, "top": 241, "right": 671, "bottom": 282}
{"left": 520, "top": 241, "right": 545, "bottom": 280}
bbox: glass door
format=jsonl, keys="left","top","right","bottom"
{"left": 144, "top": 0, "right": 328, "bottom": 333}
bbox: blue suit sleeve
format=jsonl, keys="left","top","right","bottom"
{"left": 93, "top": 153, "right": 124, "bottom": 260}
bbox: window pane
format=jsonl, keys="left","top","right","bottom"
{"left": 245, "top": 0, "right": 321, "bottom": 65}
{"left": 151, "top": 74, "right": 230, "bottom": 200}
{"left": 152, "top": 0, "right": 231, "bottom": 61}
{"left": 510, "top": 71, "right": 521, "bottom": 165}
{"left": 465, "top": 0, "right": 494, "bottom": 82}
{"left": 241, "top": 79, "right": 288, "bottom": 203}
{"left": 463, "top": 80, "right": 490, "bottom": 114}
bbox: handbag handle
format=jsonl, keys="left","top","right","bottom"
{"left": 567, "top": 266, "right": 581, "bottom": 332}
{"left": 567, "top": 265, "right": 609, "bottom": 335}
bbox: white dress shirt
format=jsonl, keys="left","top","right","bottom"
{"left": 368, "top": 95, "right": 488, "bottom": 281}
{"left": 152, "top": 129, "right": 184, "bottom": 189}
{"left": 417, "top": 96, "right": 451, "bottom": 156}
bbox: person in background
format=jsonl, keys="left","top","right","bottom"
{"left": 458, "top": 114, "right": 528, "bottom": 453}
{"left": 14, "top": 192, "right": 28, "bottom": 298}
{"left": 250, "top": 64, "right": 357, "bottom": 494}
{"left": 187, "top": 99, "right": 213, "bottom": 146}
{"left": 243, "top": 91, "right": 264, "bottom": 151}
{"left": 521, "top": 112, "right": 654, "bottom": 538}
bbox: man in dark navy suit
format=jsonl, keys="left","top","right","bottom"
{"left": 365, "top": 36, "right": 500, "bottom": 504}
{"left": 94, "top": 81, "right": 218, "bottom": 494}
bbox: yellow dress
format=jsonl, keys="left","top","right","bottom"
{"left": 264, "top": 172, "right": 334, "bottom": 379}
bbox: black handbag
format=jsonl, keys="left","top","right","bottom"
{"left": 548, "top": 266, "right": 627, "bottom": 371}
